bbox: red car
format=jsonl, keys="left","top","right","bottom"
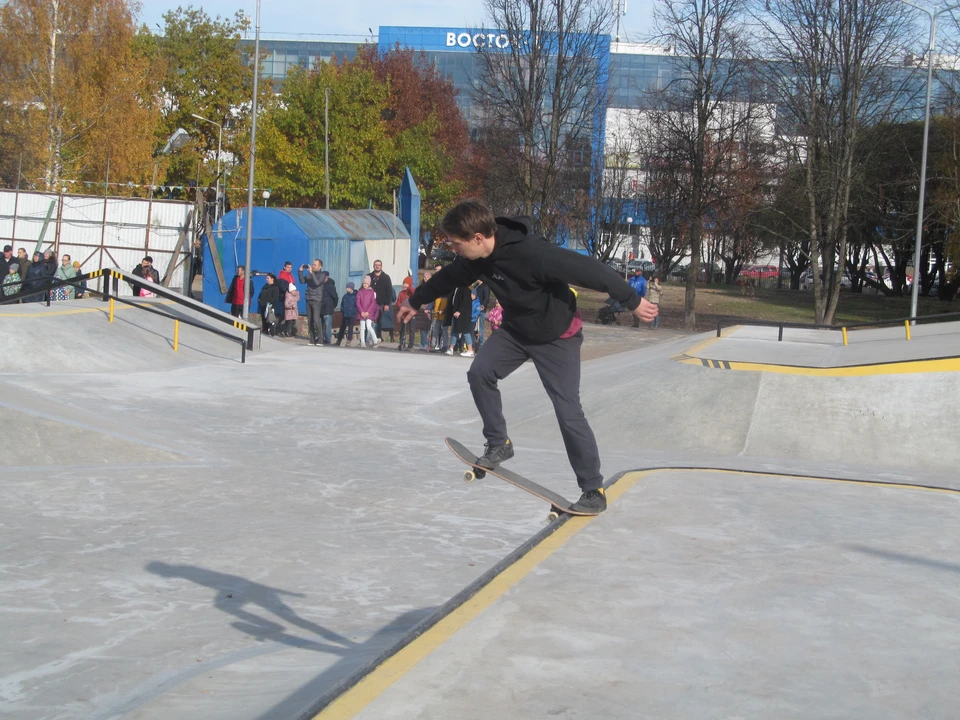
{"left": 738, "top": 265, "right": 779, "bottom": 282}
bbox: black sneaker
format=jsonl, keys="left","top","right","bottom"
{"left": 475, "top": 439, "right": 515, "bottom": 469}
{"left": 570, "top": 488, "right": 607, "bottom": 514}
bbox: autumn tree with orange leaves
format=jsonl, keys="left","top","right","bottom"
{"left": 0, "top": 0, "right": 158, "bottom": 192}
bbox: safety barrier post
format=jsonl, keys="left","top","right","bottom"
{"left": 109, "top": 298, "right": 115, "bottom": 323}
{"left": 246, "top": 326, "right": 254, "bottom": 351}
{"left": 778, "top": 326, "right": 784, "bottom": 342}
{"left": 841, "top": 327, "right": 848, "bottom": 346}
{"left": 173, "top": 320, "right": 180, "bottom": 351}
{"left": 241, "top": 342, "right": 246, "bottom": 363}
{"left": 904, "top": 320, "right": 912, "bottom": 341}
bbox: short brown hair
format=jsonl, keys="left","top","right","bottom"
{"left": 440, "top": 199, "right": 496, "bottom": 240}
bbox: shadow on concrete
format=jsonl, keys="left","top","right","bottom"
{"left": 845, "top": 544, "right": 960, "bottom": 575}
{"left": 146, "top": 561, "right": 359, "bottom": 653}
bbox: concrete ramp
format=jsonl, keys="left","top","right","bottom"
{"left": 0, "top": 298, "right": 277, "bottom": 373}
{"left": 339, "top": 468, "right": 960, "bottom": 720}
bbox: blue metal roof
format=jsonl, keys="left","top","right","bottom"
{"left": 277, "top": 209, "right": 411, "bottom": 241}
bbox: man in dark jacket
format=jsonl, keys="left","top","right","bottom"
{"left": 398, "top": 199, "right": 658, "bottom": 513}
{"left": 0, "top": 245, "right": 12, "bottom": 281}
{"left": 319, "top": 271, "right": 339, "bottom": 345}
{"left": 299, "top": 259, "right": 326, "bottom": 345}
{"left": 366, "top": 259, "right": 393, "bottom": 340}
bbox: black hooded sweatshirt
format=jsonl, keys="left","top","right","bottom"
{"left": 407, "top": 216, "right": 641, "bottom": 344}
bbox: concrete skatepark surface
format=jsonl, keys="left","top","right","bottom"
{"left": 1, "top": 300, "right": 958, "bottom": 719}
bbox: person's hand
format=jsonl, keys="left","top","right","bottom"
{"left": 383, "top": 304, "right": 390, "bottom": 312}
{"left": 632, "top": 297, "right": 659, "bottom": 323}
{"left": 396, "top": 299, "right": 418, "bottom": 324}
{"left": 453, "top": 311, "right": 461, "bottom": 318}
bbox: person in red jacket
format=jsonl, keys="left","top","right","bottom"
{"left": 225, "top": 266, "right": 246, "bottom": 317}
{"left": 398, "top": 199, "right": 658, "bottom": 513}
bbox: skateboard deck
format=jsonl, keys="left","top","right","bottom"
{"left": 445, "top": 437, "right": 600, "bottom": 519}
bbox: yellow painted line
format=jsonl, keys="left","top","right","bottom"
{"left": 675, "top": 355, "right": 960, "bottom": 376}
{"left": 314, "top": 513, "right": 597, "bottom": 719}
{"left": 313, "top": 465, "right": 958, "bottom": 719}
{"left": 669, "top": 326, "right": 738, "bottom": 362}
{"left": 0, "top": 300, "right": 175, "bottom": 318}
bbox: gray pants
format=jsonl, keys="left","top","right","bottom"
{"left": 466, "top": 328, "right": 602, "bottom": 492}
{"left": 306, "top": 299, "right": 322, "bottom": 342}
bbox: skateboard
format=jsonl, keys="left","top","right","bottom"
{"left": 445, "top": 437, "right": 600, "bottom": 521}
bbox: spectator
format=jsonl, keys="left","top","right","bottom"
{"left": 367, "top": 259, "right": 393, "bottom": 340}
{"left": 3, "top": 263, "right": 21, "bottom": 300}
{"left": 430, "top": 292, "right": 449, "bottom": 352}
{"left": 42, "top": 250, "right": 57, "bottom": 277}
{"left": 647, "top": 276, "right": 662, "bottom": 328}
{"left": 189, "top": 240, "right": 203, "bottom": 297}
{"left": 257, "top": 272, "right": 280, "bottom": 336}
{"left": 319, "top": 271, "right": 339, "bottom": 345}
{"left": 277, "top": 261, "right": 296, "bottom": 315}
{"left": 335, "top": 281, "right": 358, "bottom": 346}
{"left": 72, "top": 261, "right": 86, "bottom": 298}
{"left": 628, "top": 267, "right": 647, "bottom": 328}
{"left": 470, "top": 289, "right": 483, "bottom": 351}
{"left": 130, "top": 256, "right": 159, "bottom": 296}
{"left": 396, "top": 277, "right": 416, "bottom": 351}
{"left": 225, "top": 266, "right": 247, "bottom": 317}
{"left": 23, "top": 252, "right": 48, "bottom": 303}
{"left": 298, "top": 259, "right": 326, "bottom": 345}
{"left": 474, "top": 280, "right": 490, "bottom": 349}
{"left": 488, "top": 299, "right": 503, "bottom": 331}
{"left": 282, "top": 282, "right": 300, "bottom": 337}
{"left": 447, "top": 284, "right": 474, "bottom": 357}
{"left": 54, "top": 254, "right": 77, "bottom": 301}
{"left": 16, "top": 248, "right": 31, "bottom": 279}
{"left": 0, "top": 245, "right": 12, "bottom": 280}
{"left": 356, "top": 275, "right": 380, "bottom": 348}
{"left": 415, "top": 271, "right": 433, "bottom": 351}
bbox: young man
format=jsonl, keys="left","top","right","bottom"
{"left": 398, "top": 199, "right": 658, "bottom": 513}
{"left": 367, "top": 260, "right": 393, "bottom": 340}
{"left": 299, "top": 259, "right": 326, "bottom": 345}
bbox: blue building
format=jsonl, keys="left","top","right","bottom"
{"left": 204, "top": 208, "right": 412, "bottom": 315}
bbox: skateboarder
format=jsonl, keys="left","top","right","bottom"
{"left": 398, "top": 199, "right": 658, "bottom": 513}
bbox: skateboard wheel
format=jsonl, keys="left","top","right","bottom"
{"left": 546, "top": 511, "right": 560, "bottom": 522}
{"left": 463, "top": 471, "right": 476, "bottom": 483}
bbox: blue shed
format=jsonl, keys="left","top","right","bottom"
{"left": 203, "top": 208, "right": 414, "bottom": 316}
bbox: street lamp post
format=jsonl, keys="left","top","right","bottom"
{"left": 895, "top": 0, "right": 960, "bottom": 318}
{"left": 262, "top": 190, "right": 270, "bottom": 207}
{"left": 243, "top": 0, "right": 262, "bottom": 321}
{"left": 191, "top": 113, "right": 223, "bottom": 221}
{"left": 625, "top": 216, "right": 634, "bottom": 279}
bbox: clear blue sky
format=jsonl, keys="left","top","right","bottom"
{"left": 138, "top": 0, "right": 659, "bottom": 42}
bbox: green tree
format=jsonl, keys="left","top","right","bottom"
{"left": 255, "top": 47, "right": 470, "bottom": 246}
{"left": 0, "top": 0, "right": 158, "bottom": 191}
{"left": 134, "top": 6, "right": 252, "bottom": 195}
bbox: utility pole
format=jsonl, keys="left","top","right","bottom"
{"left": 243, "top": 0, "right": 262, "bottom": 321}
{"left": 325, "top": 87, "right": 330, "bottom": 210}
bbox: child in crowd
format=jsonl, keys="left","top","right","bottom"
{"left": 470, "top": 289, "right": 482, "bottom": 351}
{"left": 414, "top": 272, "right": 433, "bottom": 350}
{"left": 396, "top": 277, "right": 416, "bottom": 351}
{"left": 430, "top": 293, "right": 448, "bottom": 352}
{"left": 336, "top": 281, "right": 358, "bottom": 346}
{"left": 487, "top": 299, "right": 503, "bottom": 331}
{"left": 282, "top": 283, "right": 300, "bottom": 337}
{"left": 3, "top": 264, "right": 21, "bottom": 298}
{"left": 356, "top": 275, "right": 380, "bottom": 348}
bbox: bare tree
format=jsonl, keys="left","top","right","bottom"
{"left": 472, "top": 0, "right": 611, "bottom": 240}
{"left": 754, "top": 0, "right": 914, "bottom": 323}
{"left": 650, "top": 0, "right": 755, "bottom": 328}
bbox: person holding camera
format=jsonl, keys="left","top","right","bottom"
{"left": 299, "top": 259, "right": 326, "bottom": 345}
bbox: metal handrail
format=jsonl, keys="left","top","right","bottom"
{"left": 717, "top": 312, "right": 960, "bottom": 343}
{"left": 1, "top": 269, "right": 251, "bottom": 363}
